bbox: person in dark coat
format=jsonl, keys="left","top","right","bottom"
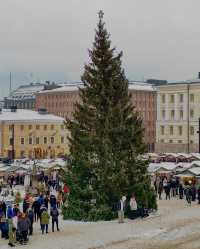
{"left": 17, "top": 213, "right": 30, "bottom": 245}
{"left": 197, "top": 186, "right": 200, "bottom": 204}
{"left": 164, "top": 181, "right": 171, "bottom": 200}
{"left": 179, "top": 183, "right": 184, "bottom": 199}
{"left": 158, "top": 181, "right": 163, "bottom": 200}
{"left": 191, "top": 185, "right": 196, "bottom": 201}
{"left": 50, "top": 194, "right": 57, "bottom": 208}
{"left": 44, "top": 196, "right": 49, "bottom": 210}
{"left": 27, "top": 208, "right": 34, "bottom": 236}
{"left": 50, "top": 206, "right": 60, "bottom": 232}
{"left": 32, "top": 199, "right": 40, "bottom": 222}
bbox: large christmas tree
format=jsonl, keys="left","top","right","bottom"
{"left": 63, "top": 11, "right": 156, "bottom": 221}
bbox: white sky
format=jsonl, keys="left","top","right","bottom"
{"left": 1, "top": 0, "right": 200, "bottom": 98}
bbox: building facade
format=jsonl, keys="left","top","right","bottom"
{"left": 4, "top": 82, "right": 59, "bottom": 110}
{"left": 156, "top": 81, "right": 200, "bottom": 153}
{"left": 0, "top": 108, "right": 69, "bottom": 159}
{"left": 36, "top": 82, "right": 157, "bottom": 152}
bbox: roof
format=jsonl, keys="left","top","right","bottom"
{"left": 0, "top": 109, "right": 64, "bottom": 123}
{"left": 6, "top": 83, "right": 45, "bottom": 100}
{"left": 38, "top": 82, "right": 156, "bottom": 94}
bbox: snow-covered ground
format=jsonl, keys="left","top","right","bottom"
{"left": 1, "top": 198, "right": 200, "bottom": 249}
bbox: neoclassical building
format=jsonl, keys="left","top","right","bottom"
{"left": 0, "top": 108, "right": 69, "bottom": 159}
{"left": 36, "top": 82, "right": 157, "bottom": 152}
{"left": 156, "top": 81, "right": 200, "bottom": 153}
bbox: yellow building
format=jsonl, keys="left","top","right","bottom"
{"left": 0, "top": 108, "right": 69, "bottom": 159}
{"left": 156, "top": 81, "right": 200, "bottom": 153}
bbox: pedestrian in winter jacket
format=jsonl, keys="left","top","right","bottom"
{"left": 50, "top": 207, "right": 60, "bottom": 232}
{"left": 27, "top": 208, "right": 34, "bottom": 235}
{"left": 50, "top": 194, "right": 57, "bottom": 208}
{"left": 7, "top": 206, "right": 13, "bottom": 219}
{"left": 40, "top": 210, "right": 50, "bottom": 234}
{"left": 17, "top": 213, "right": 30, "bottom": 244}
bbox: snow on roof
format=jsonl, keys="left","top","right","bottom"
{"left": 190, "top": 153, "right": 200, "bottom": 160}
{"left": 148, "top": 162, "right": 177, "bottom": 173}
{"left": 128, "top": 82, "right": 156, "bottom": 92}
{"left": 190, "top": 161, "right": 200, "bottom": 167}
{"left": 188, "top": 167, "right": 200, "bottom": 176}
{"left": 38, "top": 82, "right": 156, "bottom": 94}
{"left": 0, "top": 109, "right": 64, "bottom": 123}
{"left": 7, "top": 83, "right": 45, "bottom": 100}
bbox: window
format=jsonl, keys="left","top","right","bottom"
{"left": 170, "top": 126, "right": 173, "bottom": 135}
{"left": 36, "top": 125, "right": 40, "bottom": 130}
{"left": 51, "top": 137, "right": 54, "bottom": 144}
{"left": 44, "top": 125, "right": 47, "bottom": 130}
{"left": 162, "top": 110, "right": 165, "bottom": 119}
{"left": 161, "top": 94, "right": 165, "bottom": 103}
{"left": 29, "top": 125, "right": 32, "bottom": 130}
{"left": 61, "top": 136, "right": 64, "bottom": 144}
{"left": 51, "top": 125, "right": 54, "bottom": 130}
{"left": 44, "top": 137, "right": 47, "bottom": 144}
{"left": 179, "top": 94, "right": 184, "bottom": 103}
{"left": 170, "top": 94, "right": 174, "bottom": 103}
{"left": 29, "top": 137, "right": 32, "bottom": 145}
{"left": 20, "top": 125, "right": 24, "bottom": 131}
{"left": 171, "top": 110, "right": 175, "bottom": 119}
{"left": 36, "top": 137, "right": 40, "bottom": 144}
{"left": 190, "top": 94, "right": 194, "bottom": 102}
{"left": 190, "top": 109, "right": 194, "bottom": 118}
{"left": 9, "top": 138, "right": 14, "bottom": 146}
{"left": 161, "top": 126, "right": 165, "bottom": 135}
{"left": 190, "top": 126, "right": 194, "bottom": 135}
{"left": 169, "top": 140, "right": 173, "bottom": 143}
{"left": 180, "top": 110, "right": 183, "bottom": 120}
{"left": 20, "top": 137, "right": 25, "bottom": 145}
{"left": 178, "top": 126, "right": 182, "bottom": 136}
{"left": 20, "top": 151, "right": 25, "bottom": 158}
{"left": 178, "top": 140, "right": 182, "bottom": 143}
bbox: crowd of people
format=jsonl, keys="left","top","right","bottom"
{"left": 0, "top": 182, "right": 69, "bottom": 247}
{"left": 154, "top": 176, "right": 200, "bottom": 205}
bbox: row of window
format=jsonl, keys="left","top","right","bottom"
{"left": 161, "top": 109, "right": 194, "bottom": 120}
{"left": 161, "top": 93, "right": 195, "bottom": 104}
{"left": 159, "top": 139, "right": 194, "bottom": 144}
{"left": 9, "top": 124, "right": 65, "bottom": 131}
{"left": 160, "top": 125, "right": 195, "bottom": 136}
{"left": 10, "top": 136, "right": 66, "bottom": 146}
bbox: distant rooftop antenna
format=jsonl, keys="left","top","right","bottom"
{"left": 9, "top": 72, "right": 12, "bottom": 95}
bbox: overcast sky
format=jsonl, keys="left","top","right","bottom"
{"left": 1, "top": 0, "right": 200, "bottom": 98}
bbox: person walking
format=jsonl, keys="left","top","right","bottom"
{"left": 50, "top": 194, "right": 57, "bottom": 208}
{"left": 50, "top": 206, "right": 60, "bottom": 232}
{"left": 197, "top": 186, "right": 200, "bottom": 204}
{"left": 17, "top": 213, "right": 30, "bottom": 245}
{"left": 158, "top": 180, "right": 163, "bottom": 200}
{"left": 32, "top": 198, "right": 40, "bottom": 222}
{"left": 129, "top": 194, "right": 137, "bottom": 219}
{"left": 117, "top": 196, "right": 126, "bottom": 223}
{"left": 40, "top": 209, "right": 50, "bottom": 234}
{"left": 179, "top": 183, "right": 184, "bottom": 199}
{"left": 27, "top": 208, "right": 34, "bottom": 236}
